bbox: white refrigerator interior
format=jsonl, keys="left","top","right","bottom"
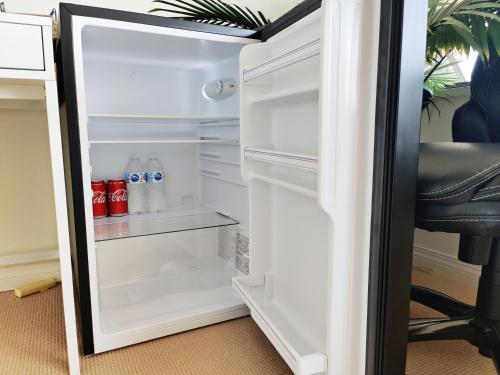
{"left": 72, "top": 18, "right": 256, "bottom": 352}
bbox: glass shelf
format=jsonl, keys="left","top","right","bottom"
{"left": 87, "top": 114, "right": 240, "bottom": 144}
{"left": 88, "top": 138, "right": 239, "bottom": 145}
{"left": 87, "top": 114, "right": 240, "bottom": 125}
{"left": 94, "top": 209, "right": 239, "bottom": 242}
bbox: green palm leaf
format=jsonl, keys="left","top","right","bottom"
{"left": 427, "top": 0, "right": 500, "bottom": 65}
{"left": 424, "top": 60, "right": 461, "bottom": 94}
{"left": 258, "top": 11, "right": 270, "bottom": 25}
{"left": 442, "top": 17, "right": 485, "bottom": 55}
{"left": 456, "top": 9, "right": 500, "bottom": 22}
{"left": 218, "top": 1, "right": 256, "bottom": 27}
{"left": 149, "top": 0, "right": 271, "bottom": 29}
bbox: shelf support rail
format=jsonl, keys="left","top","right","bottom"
{"left": 242, "top": 39, "right": 320, "bottom": 82}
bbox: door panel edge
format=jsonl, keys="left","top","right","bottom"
{"left": 60, "top": 2, "right": 260, "bottom": 39}
{"left": 365, "top": 0, "right": 427, "bottom": 374}
{"left": 60, "top": 3, "right": 95, "bottom": 356}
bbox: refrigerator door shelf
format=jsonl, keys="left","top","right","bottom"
{"left": 233, "top": 274, "right": 327, "bottom": 375}
{"left": 239, "top": 7, "right": 329, "bottom": 375}
{"left": 244, "top": 147, "right": 319, "bottom": 171}
{"left": 242, "top": 38, "right": 320, "bottom": 82}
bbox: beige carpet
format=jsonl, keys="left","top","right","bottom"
{"left": 407, "top": 268, "right": 495, "bottom": 375}
{"left": 0, "top": 285, "right": 291, "bottom": 375}
{"left": 0, "top": 269, "right": 495, "bottom": 374}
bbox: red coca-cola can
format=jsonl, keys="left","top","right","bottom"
{"left": 107, "top": 179, "right": 128, "bottom": 216}
{"left": 91, "top": 180, "right": 107, "bottom": 219}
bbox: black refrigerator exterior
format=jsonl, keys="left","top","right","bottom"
{"left": 58, "top": 0, "right": 426, "bottom": 373}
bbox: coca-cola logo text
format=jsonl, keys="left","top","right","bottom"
{"left": 108, "top": 189, "right": 128, "bottom": 202}
{"left": 93, "top": 191, "right": 106, "bottom": 204}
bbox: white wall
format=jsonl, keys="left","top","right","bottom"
{"left": 0, "top": 109, "right": 60, "bottom": 291}
{"left": 0, "top": 109, "right": 57, "bottom": 252}
{"left": 6, "top": 0, "right": 301, "bottom": 22}
{"left": 414, "top": 90, "right": 481, "bottom": 285}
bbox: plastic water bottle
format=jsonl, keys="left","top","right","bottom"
{"left": 146, "top": 157, "right": 166, "bottom": 213}
{"left": 125, "top": 157, "right": 148, "bottom": 214}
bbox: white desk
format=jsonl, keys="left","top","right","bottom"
{"left": 0, "top": 12, "right": 79, "bottom": 375}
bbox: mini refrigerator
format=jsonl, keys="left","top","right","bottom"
{"left": 58, "top": 0, "right": 388, "bottom": 374}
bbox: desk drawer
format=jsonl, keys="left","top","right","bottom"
{"left": 0, "top": 22, "right": 44, "bottom": 70}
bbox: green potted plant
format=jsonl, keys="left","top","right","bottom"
{"left": 423, "top": 0, "right": 500, "bottom": 111}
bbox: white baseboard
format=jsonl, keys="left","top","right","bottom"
{"left": 0, "top": 249, "right": 59, "bottom": 266}
{"left": 413, "top": 245, "right": 481, "bottom": 285}
{"left": 0, "top": 249, "right": 60, "bottom": 292}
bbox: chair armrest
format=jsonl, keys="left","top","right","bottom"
{"left": 417, "top": 142, "right": 500, "bottom": 205}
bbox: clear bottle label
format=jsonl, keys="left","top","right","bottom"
{"left": 147, "top": 171, "right": 165, "bottom": 183}
{"left": 126, "top": 172, "right": 146, "bottom": 184}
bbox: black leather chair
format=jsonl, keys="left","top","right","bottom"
{"left": 410, "top": 53, "right": 500, "bottom": 369}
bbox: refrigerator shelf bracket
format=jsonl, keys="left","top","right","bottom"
{"left": 249, "top": 173, "right": 317, "bottom": 199}
{"left": 200, "top": 172, "right": 247, "bottom": 188}
{"left": 244, "top": 147, "right": 318, "bottom": 171}
{"left": 251, "top": 82, "right": 319, "bottom": 104}
{"left": 242, "top": 38, "right": 320, "bottom": 82}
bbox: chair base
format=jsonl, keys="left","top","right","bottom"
{"left": 409, "top": 285, "right": 500, "bottom": 371}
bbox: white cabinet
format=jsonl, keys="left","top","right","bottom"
{"left": 0, "top": 23, "right": 44, "bottom": 70}
{"left": 0, "top": 13, "right": 54, "bottom": 80}
{"left": 0, "top": 12, "right": 79, "bottom": 375}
